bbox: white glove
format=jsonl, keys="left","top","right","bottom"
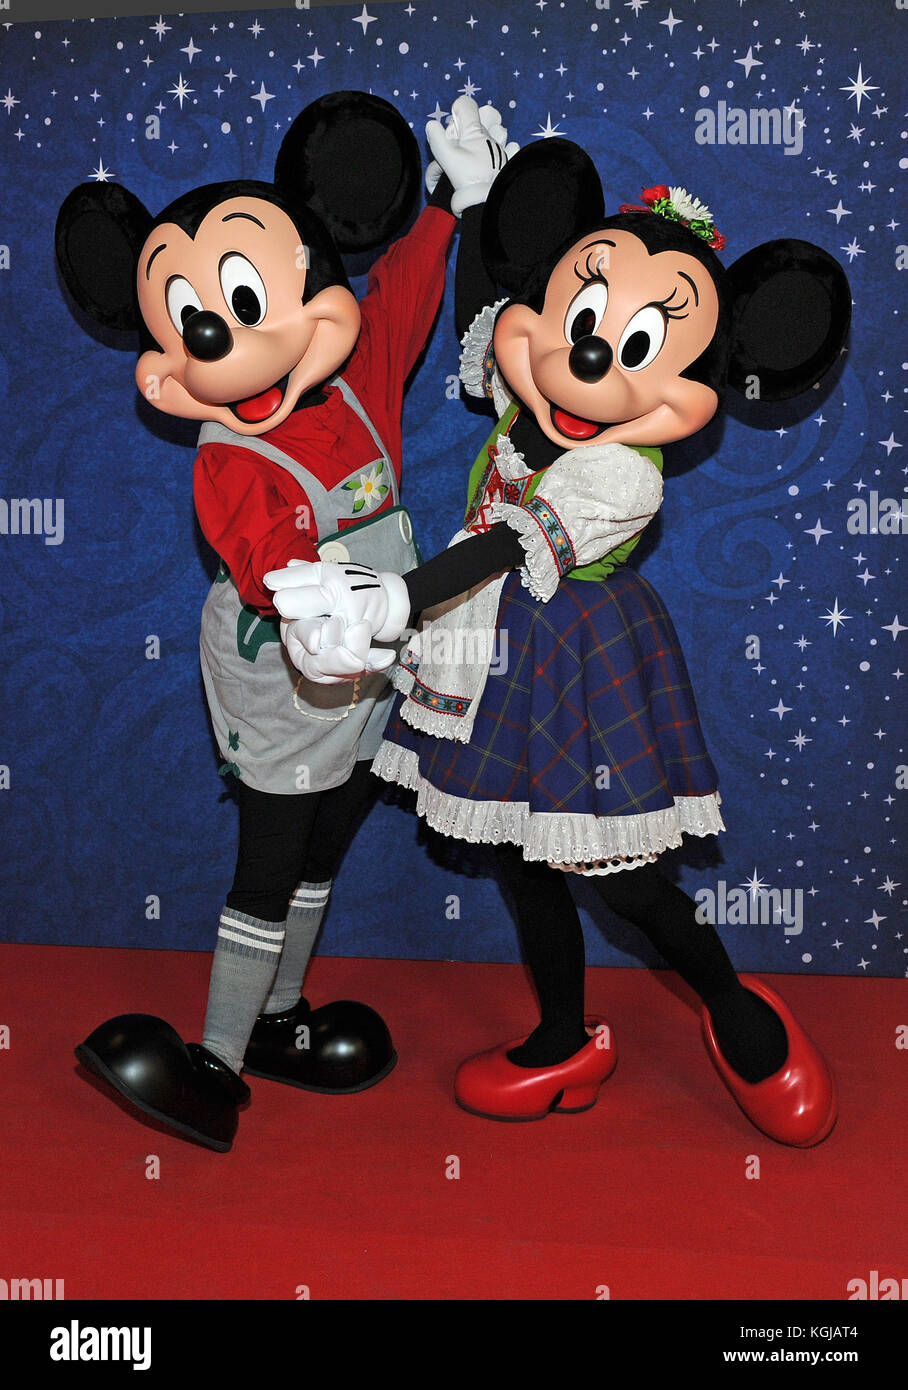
{"left": 425, "top": 95, "right": 520, "bottom": 216}
{"left": 264, "top": 558, "right": 411, "bottom": 642}
{"left": 281, "top": 613, "right": 396, "bottom": 686}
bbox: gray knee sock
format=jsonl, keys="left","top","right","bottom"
{"left": 262, "top": 879, "right": 332, "bottom": 1015}
{"left": 202, "top": 908, "right": 286, "bottom": 1074}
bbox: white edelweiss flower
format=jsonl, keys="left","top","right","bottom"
{"left": 668, "top": 186, "right": 714, "bottom": 224}
{"left": 349, "top": 464, "right": 388, "bottom": 512}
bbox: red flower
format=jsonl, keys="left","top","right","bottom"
{"left": 641, "top": 184, "right": 670, "bottom": 205}
{"left": 709, "top": 231, "right": 726, "bottom": 251}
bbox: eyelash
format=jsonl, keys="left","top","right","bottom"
{"left": 573, "top": 250, "right": 609, "bottom": 286}
{"left": 571, "top": 264, "right": 691, "bottom": 321}
{"left": 652, "top": 286, "right": 690, "bottom": 320}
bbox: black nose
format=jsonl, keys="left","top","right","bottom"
{"left": 182, "top": 310, "right": 233, "bottom": 362}
{"left": 568, "top": 335, "right": 613, "bottom": 383}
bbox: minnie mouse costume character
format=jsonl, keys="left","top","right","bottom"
{"left": 54, "top": 92, "right": 514, "bottom": 1152}
{"left": 268, "top": 141, "right": 851, "bottom": 1147}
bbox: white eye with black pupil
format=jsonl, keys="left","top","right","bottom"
{"left": 219, "top": 253, "right": 267, "bottom": 327}
{"left": 564, "top": 281, "right": 608, "bottom": 345}
{"left": 617, "top": 305, "right": 667, "bottom": 371}
{"left": 165, "top": 277, "right": 203, "bottom": 333}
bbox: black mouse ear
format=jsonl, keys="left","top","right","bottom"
{"left": 55, "top": 182, "right": 153, "bottom": 331}
{"left": 724, "top": 239, "right": 851, "bottom": 401}
{"left": 274, "top": 90, "right": 421, "bottom": 254}
{"left": 480, "top": 139, "right": 605, "bottom": 296}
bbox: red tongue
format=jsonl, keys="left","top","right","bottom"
{"left": 235, "top": 385, "right": 284, "bottom": 423}
{"left": 552, "top": 406, "right": 601, "bottom": 440}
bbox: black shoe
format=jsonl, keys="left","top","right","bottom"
{"left": 244, "top": 997, "right": 397, "bottom": 1093}
{"left": 75, "top": 1014, "right": 250, "bottom": 1153}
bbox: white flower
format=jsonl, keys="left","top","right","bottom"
{"left": 351, "top": 465, "right": 387, "bottom": 511}
{"left": 668, "top": 185, "right": 713, "bottom": 224}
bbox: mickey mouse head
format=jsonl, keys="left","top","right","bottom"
{"left": 55, "top": 91, "right": 421, "bottom": 436}
{"left": 478, "top": 139, "right": 852, "bottom": 451}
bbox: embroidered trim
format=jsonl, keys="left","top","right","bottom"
{"left": 489, "top": 500, "right": 562, "bottom": 602}
{"left": 407, "top": 679, "right": 473, "bottom": 719}
{"left": 523, "top": 496, "right": 576, "bottom": 575}
{"left": 463, "top": 415, "right": 528, "bottom": 533}
{"left": 372, "top": 740, "right": 726, "bottom": 868}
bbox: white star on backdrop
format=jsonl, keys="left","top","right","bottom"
{"left": 532, "top": 114, "right": 565, "bottom": 138}
{"left": 168, "top": 76, "right": 194, "bottom": 109}
{"left": 804, "top": 519, "right": 832, "bottom": 544}
{"left": 353, "top": 6, "right": 377, "bottom": 35}
{"left": 741, "top": 869, "right": 769, "bottom": 901}
{"left": 735, "top": 46, "right": 763, "bottom": 78}
{"left": 820, "top": 600, "right": 851, "bottom": 635}
{"left": 839, "top": 64, "right": 879, "bottom": 113}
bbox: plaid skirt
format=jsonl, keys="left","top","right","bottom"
{"left": 372, "top": 568, "right": 725, "bottom": 871}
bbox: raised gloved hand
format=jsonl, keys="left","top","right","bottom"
{"left": 264, "top": 558, "right": 412, "bottom": 685}
{"left": 425, "top": 95, "right": 519, "bottom": 216}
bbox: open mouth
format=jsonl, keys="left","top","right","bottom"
{"left": 231, "top": 372, "right": 291, "bottom": 424}
{"left": 549, "top": 402, "right": 610, "bottom": 441}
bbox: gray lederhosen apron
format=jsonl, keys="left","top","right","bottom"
{"left": 198, "top": 375, "right": 419, "bottom": 794}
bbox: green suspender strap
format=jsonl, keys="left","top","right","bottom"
{"left": 464, "top": 406, "right": 663, "bottom": 581}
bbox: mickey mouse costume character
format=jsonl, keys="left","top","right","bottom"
{"left": 267, "top": 140, "right": 851, "bottom": 1147}
{"left": 54, "top": 92, "right": 514, "bottom": 1152}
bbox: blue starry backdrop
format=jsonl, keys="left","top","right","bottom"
{"left": 0, "top": 0, "right": 905, "bottom": 977}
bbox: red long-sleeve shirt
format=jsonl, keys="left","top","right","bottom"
{"left": 193, "top": 205, "right": 455, "bottom": 613}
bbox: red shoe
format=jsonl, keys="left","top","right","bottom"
{"left": 454, "top": 1017, "right": 617, "bottom": 1121}
{"left": 701, "top": 975, "right": 837, "bottom": 1147}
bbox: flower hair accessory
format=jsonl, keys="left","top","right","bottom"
{"left": 619, "top": 184, "right": 726, "bottom": 251}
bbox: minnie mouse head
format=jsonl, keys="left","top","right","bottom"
{"left": 479, "top": 139, "right": 851, "bottom": 451}
{"left": 54, "top": 91, "right": 421, "bottom": 436}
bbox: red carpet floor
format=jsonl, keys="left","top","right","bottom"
{"left": 1, "top": 943, "right": 905, "bottom": 1301}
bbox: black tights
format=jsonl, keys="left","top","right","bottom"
{"left": 495, "top": 845, "right": 788, "bottom": 1084}
{"left": 226, "top": 761, "right": 378, "bottom": 922}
